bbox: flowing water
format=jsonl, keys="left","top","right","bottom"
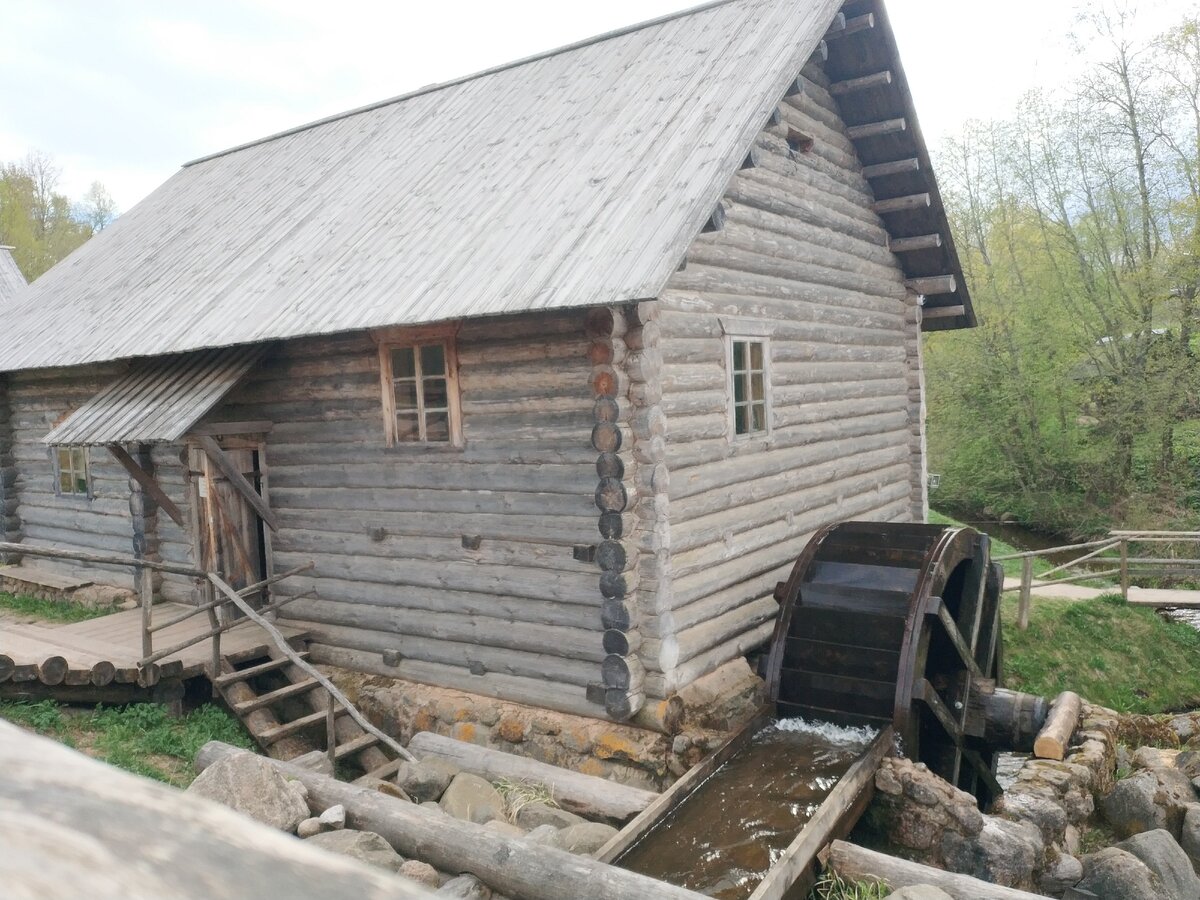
{"left": 618, "top": 718, "right": 876, "bottom": 899}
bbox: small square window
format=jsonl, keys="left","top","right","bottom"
{"left": 729, "top": 338, "right": 770, "bottom": 438}
{"left": 378, "top": 332, "right": 463, "bottom": 446}
{"left": 54, "top": 446, "right": 92, "bottom": 497}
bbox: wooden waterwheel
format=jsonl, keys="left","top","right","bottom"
{"left": 763, "top": 521, "right": 1006, "bottom": 807}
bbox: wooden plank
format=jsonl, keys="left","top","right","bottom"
{"left": 106, "top": 444, "right": 186, "bottom": 527}
{"left": 213, "top": 652, "right": 309, "bottom": 687}
{"left": 598, "top": 712, "right": 771, "bottom": 865}
{"left": 332, "top": 732, "right": 378, "bottom": 761}
{"left": 195, "top": 435, "right": 278, "bottom": 532}
{"left": 233, "top": 677, "right": 319, "bottom": 714}
{"left": 748, "top": 727, "right": 892, "bottom": 900}
{"left": 190, "top": 421, "right": 273, "bottom": 436}
{"left": 0, "top": 542, "right": 205, "bottom": 577}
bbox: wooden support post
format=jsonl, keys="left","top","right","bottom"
{"left": 139, "top": 565, "right": 154, "bottom": 660}
{"left": 107, "top": 444, "right": 185, "bottom": 527}
{"left": 1120, "top": 539, "right": 1130, "bottom": 599}
{"left": 326, "top": 692, "right": 338, "bottom": 769}
{"left": 1018, "top": 557, "right": 1033, "bottom": 631}
{"left": 196, "top": 435, "right": 279, "bottom": 532}
{"left": 862, "top": 158, "right": 920, "bottom": 180}
{"left": 1033, "top": 691, "right": 1082, "bottom": 761}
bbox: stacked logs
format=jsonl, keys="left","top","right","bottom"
{"left": 0, "top": 649, "right": 180, "bottom": 695}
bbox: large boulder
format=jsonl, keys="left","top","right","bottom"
{"left": 438, "top": 874, "right": 492, "bottom": 898}
{"left": 1115, "top": 829, "right": 1200, "bottom": 900}
{"left": 888, "top": 888, "right": 953, "bottom": 900}
{"left": 186, "top": 754, "right": 310, "bottom": 833}
{"left": 940, "top": 816, "right": 1042, "bottom": 889}
{"left": 514, "top": 801, "right": 584, "bottom": 831}
{"left": 1077, "top": 847, "right": 1165, "bottom": 899}
{"left": 1181, "top": 805, "right": 1200, "bottom": 874}
{"left": 1102, "top": 768, "right": 1198, "bottom": 839}
{"left": 305, "top": 829, "right": 403, "bottom": 873}
{"left": 439, "top": 773, "right": 506, "bottom": 825}
{"left": 397, "top": 860, "right": 439, "bottom": 887}
{"left": 399, "top": 757, "right": 461, "bottom": 803}
{"left": 549, "top": 822, "right": 620, "bottom": 855}
{"left": 1038, "top": 852, "right": 1083, "bottom": 896}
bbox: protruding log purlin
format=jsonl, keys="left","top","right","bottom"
{"left": 920, "top": 305, "right": 967, "bottom": 320}
{"left": 825, "top": 12, "right": 874, "bottom": 40}
{"left": 889, "top": 234, "right": 943, "bottom": 253}
{"left": 906, "top": 275, "right": 958, "bottom": 296}
{"left": 829, "top": 70, "right": 893, "bottom": 96}
{"left": 740, "top": 148, "right": 761, "bottom": 169}
{"left": 812, "top": 40, "right": 829, "bottom": 62}
{"left": 784, "top": 76, "right": 805, "bottom": 97}
{"left": 862, "top": 158, "right": 921, "bottom": 180}
{"left": 873, "top": 193, "right": 931, "bottom": 215}
{"left": 702, "top": 203, "right": 727, "bottom": 233}
{"left": 846, "top": 118, "right": 907, "bottom": 141}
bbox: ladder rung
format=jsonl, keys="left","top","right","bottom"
{"left": 333, "top": 732, "right": 380, "bottom": 760}
{"left": 361, "top": 758, "right": 406, "bottom": 782}
{"left": 234, "top": 678, "right": 319, "bottom": 714}
{"left": 214, "top": 652, "right": 309, "bottom": 687}
{"left": 258, "top": 707, "right": 347, "bottom": 745}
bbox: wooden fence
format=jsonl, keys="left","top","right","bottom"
{"left": 994, "top": 531, "right": 1200, "bottom": 629}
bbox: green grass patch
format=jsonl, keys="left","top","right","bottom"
{"left": 0, "top": 700, "right": 255, "bottom": 785}
{"left": 1002, "top": 593, "right": 1200, "bottom": 714}
{"left": 809, "top": 872, "right": 890, "bottom": 899}
{"left": 0, "top": 591, "right": 112, "bottom": 623}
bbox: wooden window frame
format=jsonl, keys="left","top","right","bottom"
{"left": 53, "top": 445, "right": 94, "bottom": 499}
{"left": 726, "top": 335, "right": 772, "bottom": 441}
{"left": 376, "top": 325, "right": 464, "bottom": 448}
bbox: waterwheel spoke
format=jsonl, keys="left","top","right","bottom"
{"left": 930, "top": 598, "right": 983, "bottom": 679}
{"left": 913, "top": 678, "right": 962, "bottom": 746}
{"left": 962, "top": 748, "right": 1002, "bottom": 797}
{"left": 957, "top": 534, "right": 990, "bottom": 659}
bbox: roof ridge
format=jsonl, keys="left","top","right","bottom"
{"left": 184, "top": 0, "right": 743, "bottom": 169}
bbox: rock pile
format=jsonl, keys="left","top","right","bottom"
{"left": 187, "top": 749, "right": 621, "bottom": 896}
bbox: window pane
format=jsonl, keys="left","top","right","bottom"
{"left": 751, "top": 403, "right": 767, "bottom": 433}
{"left": 423, "top": 377, "right": 448, "bottom": 409}
{"left": 394, "top": 379, "right": 418, "bottom": 410}
{"left": 396, "top": 413, "right": 420, "bottom": 442}
{"left": 391, "top": 347, "right": 416, "bottom": 379}
{"left": 735, "top": 405, "right": 748, "bottom": 436}
{"left": 426, "top": 411, "right": 450, "bottom": 442}
{"left": 750, "top": 342, "right": 764, "bottom": 370}
{"left": 732, "top": 341, "right": 745, "bottom": 372}
{"left": 58, "top": 448, "right": 71, "bottom": 471}
{"left": 733, "top": 371, "right": 746, "bottom": 404}
{"left": 751, "top": 373, "right": 765, "bottom": 402}
{"left": 74, "top": 475, "right": 89, "bottom": 494}
{"left": 420, "top": 343, "right": 446, "bottom": 376}
{"left": 60, "top": 472, "right": 74, "bottom": 494}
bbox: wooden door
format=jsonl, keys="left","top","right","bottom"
{"left": 189, "top": 440, "right": 267, "bottom": 598}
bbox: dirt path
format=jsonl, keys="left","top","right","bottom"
{"left": 1002, "top": 578, "right": 1200, "bottom": 607}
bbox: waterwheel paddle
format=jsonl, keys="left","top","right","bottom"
{"left": 763, "top": 521, "right": 1006, "bottom": 807}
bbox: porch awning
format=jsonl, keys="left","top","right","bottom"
{"left": 43, "top": 346, "right": 264, "bottom": 447}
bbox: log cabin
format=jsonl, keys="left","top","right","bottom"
{"left": 0, "top": 0, "right": 974, "bottom": 730}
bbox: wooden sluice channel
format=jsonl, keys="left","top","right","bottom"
{"left": 595, "top": 521, "right": 1045, "bottom": 899}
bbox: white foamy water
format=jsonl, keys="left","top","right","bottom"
{"left": 772, "top": 716, "right": 878, "bottom": 747}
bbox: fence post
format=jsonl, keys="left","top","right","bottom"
{"left": 1120, "top": 539, "right": 1130, "bottom": 600}
{"left": 1018, "top": 556, "right": 1033, "bottom": 630}
{"left": 326, "top": 692, "right": 338, "bottom": 768}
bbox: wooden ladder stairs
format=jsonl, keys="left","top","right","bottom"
{"left": 212, "top": 647, "right": 403, "bottom": 779}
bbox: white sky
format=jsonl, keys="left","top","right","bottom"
{"left": 0, "top": 0, "right": 1190, "bottom": 212}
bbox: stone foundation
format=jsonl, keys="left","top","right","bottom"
{"left": 334, "top": 657, "right": 767, "bottom": 790}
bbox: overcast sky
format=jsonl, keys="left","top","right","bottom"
{"left": 0, "top": 0, "right": 1188, "bottom": 213}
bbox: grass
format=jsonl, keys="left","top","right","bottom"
{"left": 808, "top": 872, "right": 889, "bottom": 899}
{"left": 0, "top": 590, "right": 112, "bottom": 623}
{"left": 1002, "top": 593, "right": 1200, "bottom": 714}
{"left": 0, "top": 700, "right": 254, "bottom": 785}
{"left": 494, "top": 776, "right": 558, "bottom": 822}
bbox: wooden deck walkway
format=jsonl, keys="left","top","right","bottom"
{"left": 1, "top": 603, "right": 306, "bottom": 686}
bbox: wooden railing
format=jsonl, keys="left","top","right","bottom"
{"left": 994, "top": 531, "right": 1200, "bottom": 629}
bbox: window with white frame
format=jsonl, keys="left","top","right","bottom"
{"left": 55, "top": 446, "right": 92, "bottom": 496}
{"left": 729, "top": 338, "right": 770, "bottom": 438}
{"left": 378, "top": 332, "right": 463, "bottom": 446}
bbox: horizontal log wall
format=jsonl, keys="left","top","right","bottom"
{"left": 7, "top": 364, "right": 136, "bottom": 588}
{"left": 151, "top": 443, "right": 200, "bottom": 604}
{"left": 206, "top": 314, "right": 604, "bottom": 718}
{"left": 0, "top": 376, "right": 21, "bottom": 564}
{"left": 650, "top": 59, "right": 918, "bottom": 696}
